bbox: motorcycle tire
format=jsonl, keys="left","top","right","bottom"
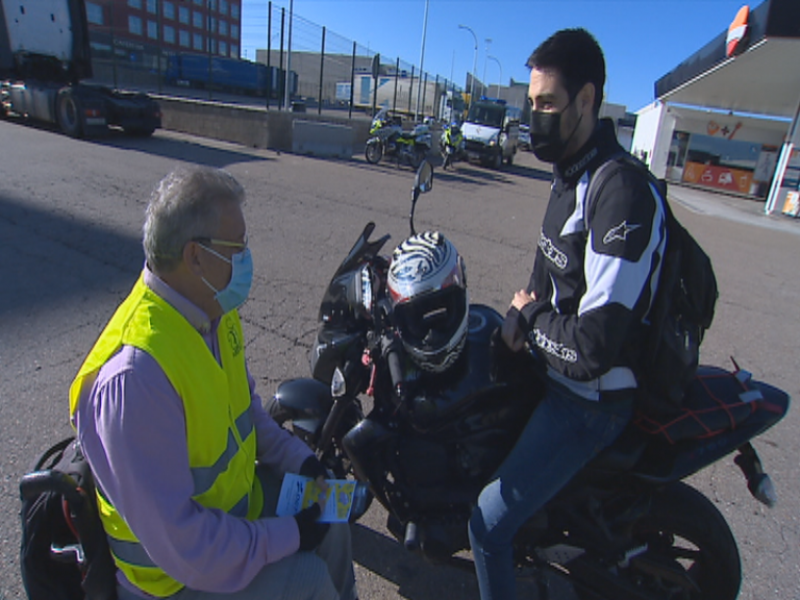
{"left": 572, "top": 481, "right": 741, "bottom": 600}
{"left": 410, "top": 147, "right": 426, "bottom": 169}
{"left": 365, "top": 141, "right": 383, "bottom": 164}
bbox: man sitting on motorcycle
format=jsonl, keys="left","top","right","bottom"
{"left": 440, "top": 122, "right": 464, "bottom": 170}
{"left": 468, "top": 28, "right": 668, "bottom": 600}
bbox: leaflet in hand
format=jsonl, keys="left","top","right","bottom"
{"left": 275, "top": 473, "right": 356, "bottom": 523}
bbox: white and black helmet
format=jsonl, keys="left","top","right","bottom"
{"left": 387, "top": 231, "right": 468, "bottom": 373}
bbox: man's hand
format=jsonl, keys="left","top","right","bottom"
{"left": 511, "top": 289, "right": 537, "bottom": 310}
{"left": 501, "top": 290, "right": 537, "bottom": 352}
{"left": 293, "top": 503, "right": 330, "bottom": 551}
{"left": 300, "top": 455, "right": 329, "bottom": 501}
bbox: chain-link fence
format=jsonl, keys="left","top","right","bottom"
{"left": 85, "top": 0, "right": 467, "bottom": 123}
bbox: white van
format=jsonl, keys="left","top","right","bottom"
{"left": 461, "top": 98, "right": 520, "bottom": 169}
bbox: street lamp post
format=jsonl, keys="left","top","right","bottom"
{"left": 482, "top": 38, "right": 492, "bottom": 94}
{"left": 284, "top": 0, "right": 294, "bottom": 111}
{"left": 487, "top": 55, "right": 502, "bottom": 99}
{"left": 415, "top": 0, "right": 430, "bottom": 122}
{"left": 458, "top": 24, "right": 477, "bottom": 103}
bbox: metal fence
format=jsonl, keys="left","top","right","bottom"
{"left": 85, "top": 0, "right": 466, "bottom": 122}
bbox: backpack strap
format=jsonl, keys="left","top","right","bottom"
{"left": 584, "top": 152, "right": 630, "bottom": 231}
{"left": 584, "top": 152, "right": 673, "bottom": 232}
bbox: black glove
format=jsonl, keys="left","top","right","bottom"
{"left": 293, "top": 503, "right": 330, "bottom": 551}
{"left": 299, "top": 455, "right": 328, "bottom": 481}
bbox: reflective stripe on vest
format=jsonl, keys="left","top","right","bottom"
{"left": 69, "top": 274, "right": 262, "bottom": 597}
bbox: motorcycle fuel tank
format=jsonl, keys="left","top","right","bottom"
{"left": 406, "top": 304, "right": 539, "bottom": 432}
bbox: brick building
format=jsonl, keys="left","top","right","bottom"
{"left": 85, "top": 0, "right": 242, "bottom": 65}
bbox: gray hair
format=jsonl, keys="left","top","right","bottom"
{"left": 143, "top": 166, "right": 245, "bottom": 272}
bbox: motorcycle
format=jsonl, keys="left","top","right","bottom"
{"left": 365, "top": 109, "right": 432, "bottom": 168}
{"left": 439, "top": 121, "right": 465, "bottom": 170}
{"left": 266, "top": 161, "right": 789, "bottom": 600}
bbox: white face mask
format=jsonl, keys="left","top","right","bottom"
{"left": 199, "top": 244, "right": 253, "bottom": 313}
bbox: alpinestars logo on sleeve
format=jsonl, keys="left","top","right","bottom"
{"left": 530, "top": 329, "right": 578, "bottom": 363}
{"left": 538, "top": 231, "right": 568, "bottom": 270}
{"left": 602, "top": 220, "right": 641, "bottom": 245}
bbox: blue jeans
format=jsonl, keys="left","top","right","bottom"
{"left": 468, "top": 381, "right": 633, "bottom": 600}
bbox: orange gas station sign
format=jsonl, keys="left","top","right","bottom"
{"left": 682, "top": 162, "right": 754, "bottom": 194}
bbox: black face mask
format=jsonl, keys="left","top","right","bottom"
{"left": 529, "top": 96, "right": 582, "bottom": 163}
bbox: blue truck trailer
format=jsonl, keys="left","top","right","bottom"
{"left": 165, "top": 54, "right": 298, "bottom": 99}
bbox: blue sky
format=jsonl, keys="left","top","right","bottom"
{"left": 241, "top": 0, "right": 753, "bottom": 112}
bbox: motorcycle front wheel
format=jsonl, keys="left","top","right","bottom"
{"left": 573, "top": 482, "right": 741, "bottom": 600}
{"left": 410, "top": 146, "right": 427, "bottom": 169}
{"left": 365, "top": 140, "right": 383, "bottom": 164}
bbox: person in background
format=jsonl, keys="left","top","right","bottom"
{"left": 69, "top": 166, "right": 357, "bottom": 600}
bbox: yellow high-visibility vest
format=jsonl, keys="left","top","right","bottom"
{"left": 69, "top": 274, "right": 261, "bottom": 597}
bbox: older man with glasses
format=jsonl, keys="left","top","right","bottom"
{"left": 69, "top": 166, "right": 357, "bottom": 600}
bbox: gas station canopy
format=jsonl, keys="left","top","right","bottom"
{"left": 654, "top": 0, "right": 800, "bottom": 119}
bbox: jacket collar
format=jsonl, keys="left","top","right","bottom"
{"left": 554, "top": 118, "right": 623, "bottom": 186}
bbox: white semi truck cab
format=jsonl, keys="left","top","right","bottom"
{"left": 0, "top": 0, "right": 161, "bottom": 137}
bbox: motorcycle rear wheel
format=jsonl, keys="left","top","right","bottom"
{"left": 365, "top": 141, "right": 383, "bottom": 164}
{"left": 573, "top": 482, "right": 741, "bottom": 600}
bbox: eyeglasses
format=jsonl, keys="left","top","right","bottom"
{"left": 193, "top": 235, "right": 248, "bottom": 250}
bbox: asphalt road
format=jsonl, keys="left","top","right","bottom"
{"left": 0, "top": 119, "right": 798, "bottom": 600}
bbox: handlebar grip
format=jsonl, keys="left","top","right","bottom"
{"left": 382, "top": 337, "right": 405, "bottom": 403}
{"left": 387, "top": 349, "right": 404, "bottom": 397}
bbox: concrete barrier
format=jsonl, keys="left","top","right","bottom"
{"left": 154, "top": 95, "right": 371, "bottom": 155}
{"left": 292, "top": 119, "right": 353, "bottom": 158}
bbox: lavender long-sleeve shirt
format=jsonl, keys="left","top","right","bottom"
{"left": 72, "top": 268, "right": 314, "bottom": 597}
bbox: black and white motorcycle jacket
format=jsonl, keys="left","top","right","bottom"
{"left": 517, "top": 118, "right": 667, "bottom": 401}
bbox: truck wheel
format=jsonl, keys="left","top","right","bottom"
{"left": 492, "top": 150, "right": 502, "bottom": 170}
{"left": 57, "top": 90, "right": 84, "bottom": 138}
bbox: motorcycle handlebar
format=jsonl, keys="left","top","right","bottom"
{"left": 381, "top": 333, "right": 405, "bottom": 404}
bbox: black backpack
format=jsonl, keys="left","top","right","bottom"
{"left": 19, "top": 436, "right": 117, "bottom": 600}
{"left": 587, "top": 154, "right": 719, "bottom": 416}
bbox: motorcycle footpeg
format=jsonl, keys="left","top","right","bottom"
{"left": 734, "top": 443, "right": 778, "bottom": 508}
{"left": 404, "top": 521, "right": 420, "bottom": 552}
{"left": 750, "top": 473, "right": 778, "bottom": 507}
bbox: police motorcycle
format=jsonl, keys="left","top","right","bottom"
{"left": 364, "top": 108, "right": 432, "bottom": 168}
{"left": 267, "top": 161, "right": 789, "bottom": 600}
{"left": 439, "top": 121, "right": 465, "bottom": 170}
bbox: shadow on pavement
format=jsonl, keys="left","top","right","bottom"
{"left": 2, "top": 114, "right": 270, "bottom": 168}
{"left": 0, "top": 192, "right": 142, "bottom": 320}
{"left": 94, "top": 129, "right": 271, "bottom": 168}
{"left": 351, "top": 523, "right": 482, "bottom": 600}
{"left": 351, "top": 523, "right": 548, "bottom": 599}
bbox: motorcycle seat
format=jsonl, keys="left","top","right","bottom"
{"left": 586, "top": 426, "right": 647, "bottom": 473}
